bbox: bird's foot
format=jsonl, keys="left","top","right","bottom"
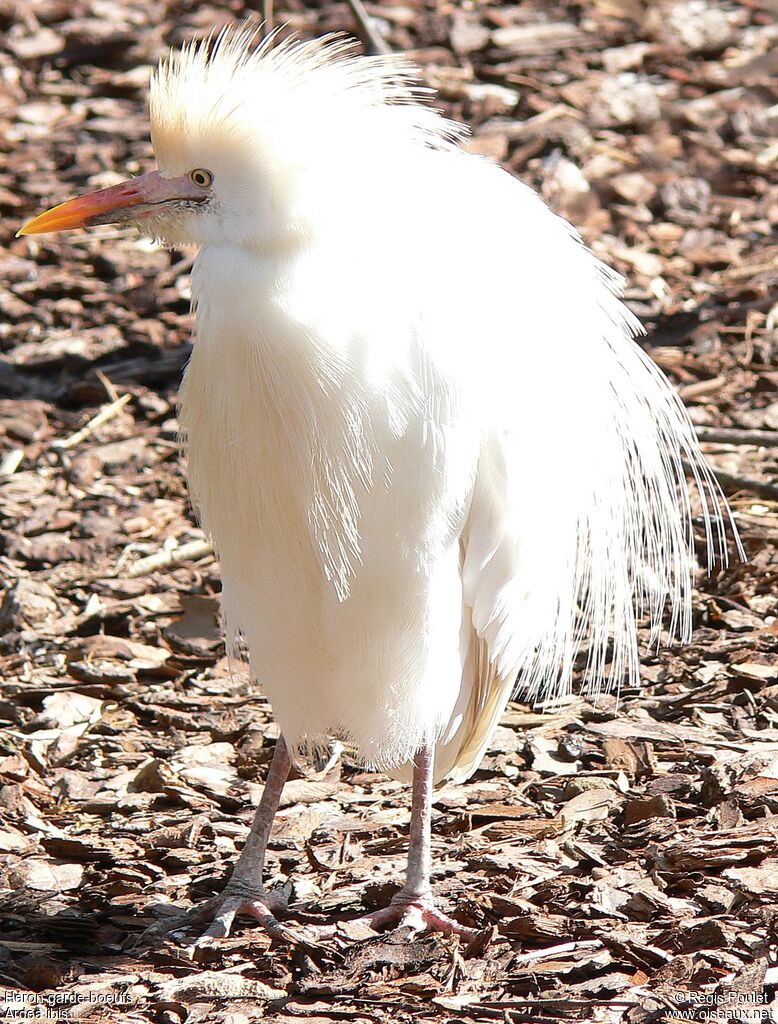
{"left": 147, "top": 883, "right": 475, "bottom": 948}
{"left": 352, "top": 892, "right": 477, "bottom": 941}
{"left": 187, "top": 883, "right": 298, "bottom": 948}
{"left": 153, "top": 879, "right": 329, "bottom": 949}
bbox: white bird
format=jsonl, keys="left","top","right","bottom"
{"left": 19, "top": 27, "right": 738, "bottom": 944}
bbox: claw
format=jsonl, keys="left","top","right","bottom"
{"left": 344, "top": 893, "right": 478, "bottom": 941}
{"left": 144, "top": 885, "right": 475, "bottom": 951}
{"left": 145, "top": 880, "right": 316, "bottom": 949}
{"left": 191, "top": 893, "right": 293, "bottom": 946}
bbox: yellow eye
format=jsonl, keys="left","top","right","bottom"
{"left": 189, "top": 168, "right": 213, "bottom": 189}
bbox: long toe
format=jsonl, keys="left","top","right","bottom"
{"left": 351, "top": 895, "right": 478, "bottom": 941}
{"left": 148, "top": 881, "right": 325, "bottom": 949}
{"left": 192, "top": 892, "right": 290, "bottom": 946}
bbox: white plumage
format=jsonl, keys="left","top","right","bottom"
{"left": 20, "top": 26, "right": 737, "bottom": 941}
{"left": 152, "top": 29, "right": 731, "bottom": 780}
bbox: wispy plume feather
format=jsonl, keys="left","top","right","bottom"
{"left": 152, "top": 25, "right": 740, "bottom": 779}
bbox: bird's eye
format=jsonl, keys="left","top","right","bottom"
{"left": 189, "top": 168, "right": 213, "bottom": 189}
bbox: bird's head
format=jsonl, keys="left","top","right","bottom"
{"left": 18, "top": 27, "right": 463, "bottom": 254}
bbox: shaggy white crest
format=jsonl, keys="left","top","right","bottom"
{"left": 151, "top": 26, "right": 462, "bottom": 154}
{"left": 148, "top": 27, "right": 464, "bottom": 250}
{"left": 149, "top": 27, "right": 738, "bottom": 781}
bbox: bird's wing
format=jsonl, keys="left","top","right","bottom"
{"left": 433, "top": 599, "right": 505, "bottom": 784}
{"left": 424, "top": 158, "right": 736, "bottom": 783}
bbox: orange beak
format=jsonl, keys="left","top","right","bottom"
{"left": 16, "top": 170, "right": 207, "bottom": 236}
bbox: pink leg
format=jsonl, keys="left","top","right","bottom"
{"left": 356, "top": 744, "right": 476, "bottom": 940}
{"left": 163, "top": 737, "right": 324, "bottom": 946}
{"left": 154, "top": 739, "right": 474, "bottom": 946}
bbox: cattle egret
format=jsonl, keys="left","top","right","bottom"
{"left": 19, "top": 27, "right": 738, "bottom": 945}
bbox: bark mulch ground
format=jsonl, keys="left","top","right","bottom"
{"left": 1, "top": 1, "right": 777, "bottom": 1021}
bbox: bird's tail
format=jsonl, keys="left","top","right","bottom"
{"left": 448, "top": 189, "right": 742, "bottom": 781}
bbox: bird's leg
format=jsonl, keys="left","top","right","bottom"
{"left": 159, "top": 738, "right": 474, "bottom": 946}
{"left": 398, "top": 740, "right": 434, "bottom": 899}
{"left": 169, "top": 736, "right": 317, "bottom": 946}
{"left": 356, "top": 744, "right": 476, "bottom": 940}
